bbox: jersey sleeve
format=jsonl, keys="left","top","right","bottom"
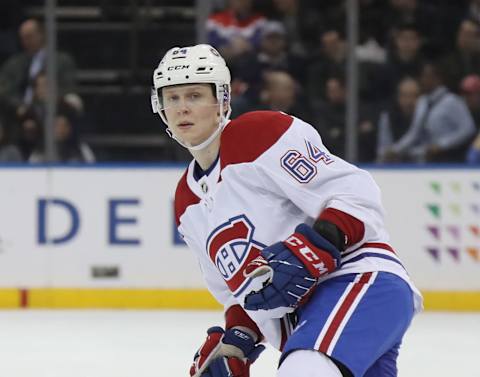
{"left": 252, "top": 115, "right": 389, "bottom": 248}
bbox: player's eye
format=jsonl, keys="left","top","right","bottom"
{"left": 189, "top": 92, "right": 201, "bottom": 100}
{"left": 165, "top": 94, "right": 179, "bottom": 103}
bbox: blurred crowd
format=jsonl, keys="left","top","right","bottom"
{"left": 0, "top": 16, "right": 93, "bottom": 163}
{"left": 207, "top": 0, "right": 480, "bottom": 164}
{"left": 1, "top": 0, "right": 480, "bottom": 164}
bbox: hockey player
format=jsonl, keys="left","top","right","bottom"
{"left": 151, "top": 44, "right": 422, "bottom": 377}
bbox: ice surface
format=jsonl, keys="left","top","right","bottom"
{"left": 0, "top": 310, "right": 477, "bottom": 377}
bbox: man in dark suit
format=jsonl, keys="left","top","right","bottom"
{"left": 0, "top": 18, "right": 76, "bottom": 113}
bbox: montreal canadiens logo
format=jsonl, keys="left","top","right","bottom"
{"left": 206, "top": 215, "right": 265, "bottom": 294}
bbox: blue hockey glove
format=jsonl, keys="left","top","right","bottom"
{"left": 190, "top": 327, "right": 265, "bottom": 377}
{"left": 244, "top": 223, "right": 341, "bottom": 311}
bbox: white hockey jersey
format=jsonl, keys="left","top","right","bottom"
{"left": 175, "top": 111, "right": 422, "bottom": 349}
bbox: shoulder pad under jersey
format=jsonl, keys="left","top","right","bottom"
{"left": 220, "top": 111, "right": 293, "bottom": 168}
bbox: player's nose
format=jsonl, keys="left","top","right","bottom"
{"left": 175, "top": 97, "right": 191, "bottom": 114}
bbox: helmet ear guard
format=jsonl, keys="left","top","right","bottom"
{"left": 150, "top": 87, "right": 159, "bottom": 114}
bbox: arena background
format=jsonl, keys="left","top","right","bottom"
{"left": 1, "top": 2, "right": 480, "bottom": 377}
{"left": 0, "top": 1, "right": 479, "bottom": 311}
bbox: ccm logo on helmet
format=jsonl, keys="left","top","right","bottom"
{"left": 167, "top": 65, "right": 190, "bottom": 71}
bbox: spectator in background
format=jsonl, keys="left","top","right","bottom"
{"left": 312, "top": 76, "right": 347, "bottom": 158}
{"left": 232, "top": 70, "right": 310, "bottom": 120}
{"left": 312, "top": 75, "right": 376, "bottom": 162}
{"left": 14, "top": 77, "right": 89, "bottom": 163}
{"left": 17, "top": 72, "right": 84, "bottom": 126}
{"left": 378, "top": 22, "right": 424, "bottom": 99}
{"left": 382, "top": 0, "right": 442, "bottom": 54}
{"left": 306, "top": 27, "right": 382, "bottom": 103}
{"left": 384, "top": 61, "right": 476, "bottom": 162}
{"left": 377, "top": 77, "right": 420, "bottom": 162}
{"left": 258, "top": 70, "right": 310, "bottom": 120}
{"left": 232, "top": 21, "right": 306, "bottom": 102}
{"left": 461, "top": 74, "right": 480, "bottom": 163}
{"left": 306, "top": 29, "right": 346, "bottom": 102}
{"left": 29, "top": 104, "right": 94, "bottom": 163}
{"left": 442, "top": 19, "right": 480, "bottom": 92}
{"left": 0, "top": 19, "right": 76, "bottom": 117}
{"left": 0, "top": 117, "right": 22, "bottom": 162}
{"left": 16, "top": 109, "right": 42, "bottom": 160}
{"left": 0, "top": 19, "right": 75, "bottom": 132}
{"left": 206, "top": 0, "right": 266, "bottom": 62}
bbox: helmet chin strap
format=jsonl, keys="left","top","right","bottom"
{"left": 164, "top": 99, "right": 231, "bottom": 151}
{"left": 167, "top": 118, "right": 227, "bottom": 151}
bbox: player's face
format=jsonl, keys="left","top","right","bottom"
{"left": 162, "top": 84, "right": 219, "bottom": 147}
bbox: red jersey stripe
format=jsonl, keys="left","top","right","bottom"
{"left": 353, "top": 242, "right": 396, "bottom": 254}
{"left": 318, "top": 208, "right": 365, "bottom": 247}
{"left": 318, "top": 272, "right": 373, "bottom": 353}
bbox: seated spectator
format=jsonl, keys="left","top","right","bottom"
{"left": 306, "top": 29, "right": 347, "bottom": 102}
{"left": 206, "top": 0, "right": 266, "bottom": 62}
{"left": 378, "top": 22, "right": 425, "bottom": 99}
{"left": 12, "top": 70, "right": 87, "bottom": 161}
{"left": 29, "top": 105, "right": 94, "bottom": 163}
{"left": 231, "top": 70, "right": 310, "bottom": 119}
{"left": 442, "top": 19, "right": 480, "bottom": 92}
{"left": 377, "top": 77, "right": 420, "bottom": 162}
{"left": 17, "top": 72, "right": 84, "bottom": 125}
{"left": 306, "top": 27, "right": 383, "bottom": 103}
{"left": 16, "top": 109, "right": 42, "bottom": 160}
{"left": 0, "top": 117, "right": 22, "bottom": 162}
{"left": 232, "top": 21, "right": 306, "bottom": 101}
{"left": 461, "top": 74, "right": 480, "bottom": 163}
{"left": 381, "top": 0, "right": 442, "bottom": 54}
{"left": 384, "top": 61, "right": 476, "bottom": 162}
{"left": 312, "top": 75, "right": 377, "bottom": 162}
{"left": 258, "top": 70, "right": 310, "bottom": 120}
{"left": 0, "top": 18, "right": 76, "bottom": 115}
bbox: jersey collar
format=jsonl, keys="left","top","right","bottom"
{"left": 186, "top": 156, "right": 221, "bottom": 198}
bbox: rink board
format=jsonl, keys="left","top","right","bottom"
{"left": 0, "top": 164, "right": 478, "bottom": 311}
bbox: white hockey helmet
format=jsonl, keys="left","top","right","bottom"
{"left": 151, "top": 44, "right": 232, "bottom": 150}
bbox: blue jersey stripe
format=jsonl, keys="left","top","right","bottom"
{"left": 341, "top": 252, "right": 404, "bottom": 268}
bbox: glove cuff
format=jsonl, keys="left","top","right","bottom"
{"left": 225, "top": 304, "right": 263, "bottom": 341}
{"left": 318, "top": 207, "right": 365, "bottom": 247}
{"left": 222, "top": 328, "right": 265, "bottom": 363}
{"left": 283, "top": 231, "right": 338, "bottom": 278}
